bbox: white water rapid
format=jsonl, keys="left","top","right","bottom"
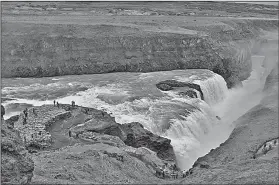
{"left": 2, "top": 32, "right": 277, "bottom": 171}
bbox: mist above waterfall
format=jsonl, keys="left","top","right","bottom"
{"left": 175, "top": 34, "right": 278, "bottom": 170}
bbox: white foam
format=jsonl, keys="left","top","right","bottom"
{"left": 164, "top": 102, "right": 217, "bottom": 170}
{"left": 194, "top": 73, "right": 228, "bottom": 105}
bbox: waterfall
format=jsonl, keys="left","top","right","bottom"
{"left": 194, "top": 73, "right": 228, "bottom": 105}
{"left": 163, "top": 99, "right": 218, "bottom": 170}
{"left": 1, "top": 69, "right": 230, "bottom": 171}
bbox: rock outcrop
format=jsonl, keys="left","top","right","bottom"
{"left": 10, "top": 103, "right": 176, "bottom": 162}
{"left": 3, "top": 103, "right": 177, "bottom": 183}
{"left": 71, "top": 117, "right": 176, "bottom": 161}
{"left": 1, "top": 106, "right": 35, "bottom": 184}
{"left": 156, "top": 80, "right": 204, "bottom": 100}
{"left": 121, "top": 122, "right": 176, "bottom": 161}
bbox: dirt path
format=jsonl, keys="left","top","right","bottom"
{"left": 46, "top": 111, "right": 87, "bottom": 150}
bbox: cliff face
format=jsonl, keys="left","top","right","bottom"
{"left": 3, "top": 104, "right": 178, "bottom": 184}
{"left": 1, "top": 106, "right": 35, "bottom": 184}
{"left": 1, "top": 18, "right": 277, "bottom": 87}
{"left": 181, "top": 63, "right": 278, "bottom": 184}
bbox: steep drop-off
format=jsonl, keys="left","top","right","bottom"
{"left": 1, "top": 18, "right": 278, "bottom": 88}
{"left": 1, "top": 105, "right": 35, "bottom": 184}
{"left": 180, "top": 63, "right": 278, "bottom": 184}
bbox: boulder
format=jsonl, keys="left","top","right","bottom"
{"left": 121, "top": 122, "right": 176, "bottom": 161}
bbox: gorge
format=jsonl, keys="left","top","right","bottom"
{"left": 1, "top": 1, "right": 278, "bottom": 184}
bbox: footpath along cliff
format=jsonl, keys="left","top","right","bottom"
{"left": 2, "top": 103, "right": 179, "bottom": 184}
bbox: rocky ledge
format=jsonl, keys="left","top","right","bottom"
{"left": 2, "top": 104, "right": 180, "bottom": 184}
{"left": 71, "top": 119, "right": 175, "bottom": 162}
{"left": 156, "top": 80, "right": 204, "bottom": 100}
{"left": 9, "top": 104, "right": 176, "bottom": 162}
{"left": 1, "top": 105, "right": 35, "bottom": 184}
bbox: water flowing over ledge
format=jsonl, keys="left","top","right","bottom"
{"left": 2, "top": 69, "right": 230, "bottom": 170}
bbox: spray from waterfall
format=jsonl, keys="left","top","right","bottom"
{"left": 193, "top": 73, "right": 228, "bottom": 106}
{"left": 163, "top": 73, "right": 228, "bottom": 170}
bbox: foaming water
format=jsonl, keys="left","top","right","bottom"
{"left": 194, "top": 73, "right": 228, "bottom": 106}
{"left": 1, "top": 70, "right": 228, "bottom": 171}
{"left": 174, "top": 43, "right": 277, "bottom": 170}
{"left": 164, "top": 100, "right": 219, "bottom": 170}
{"left": 213, "top": 55, "right": 270, "bottom": 124}
{"left": 2, "top": 41, "right": 276, "bottom": 172}
{"left": 187, "top": 54, "right": 272, "bottom": 170}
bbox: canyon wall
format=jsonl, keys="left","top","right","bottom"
{"left": 1, "top": 19, "right": 278, "bottom": 88}
{"left": 181, "top": 62, "right": 278, "bottom": 184}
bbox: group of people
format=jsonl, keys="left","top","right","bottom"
{"left": 22, "top": 107, "right": 37, "bottom": 125}
{"left": 155, "top": 168, "right": 178, "bottom": 179}
{"left": 155, "top": 163, "right": 181, "bottom": 179}
{"left": 182, "top": 169, "right": 193, "bottom": 178}
{"left": 53, "top": 100, "right": 60, "bottom": 108}
{"left": 155, "top": 163, "right": 194, "bottom": 180}
{"left": 252, "top": 139, "right": 278, "bottom": 159}
{"left": 53, "top": 100, "right": 76, "bottom": 108}
{"left": 262, "top": 139, "right": 277, "bottom": 154}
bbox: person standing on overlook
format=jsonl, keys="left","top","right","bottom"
{"left": 23, "top": 108, "right": 28, "bottom": 118}
{"left": 71, "top": 101, "right": 75, "bottom": 107}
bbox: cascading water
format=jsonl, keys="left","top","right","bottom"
{"left": 1, "top": 62, "right": 268, "bottom": 171}
{"left": 160, "top": 74, "right": 229, "bottom": 170}
{"left": 193, "top": 73, "right": 229, "bottom": 106}
{"left": 1, "top": 70, "right": 229, "bottom": 170}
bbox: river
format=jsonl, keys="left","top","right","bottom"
{"left": 1, "top": 31, "right": 277, "bottom": 170}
